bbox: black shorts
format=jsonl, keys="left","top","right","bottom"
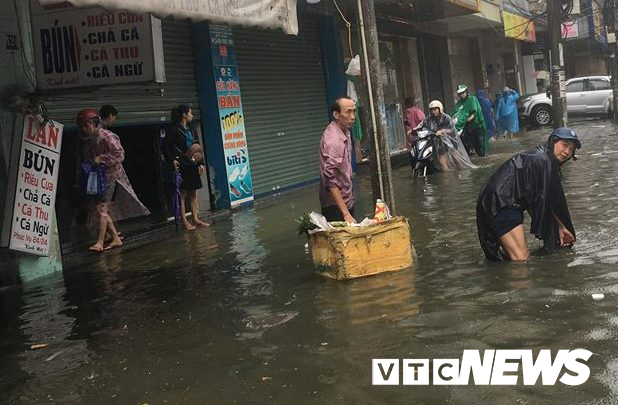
{"left": 490, "top": 207, "right": 524, "bottom": 237}
{"left": 321, "top": 205, "right": 355, "bottom": 222}
{"left": 179, "top": 163, "right": 202, "bottom": 190}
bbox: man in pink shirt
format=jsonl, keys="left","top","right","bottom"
{"left": 319, "top": 97, "right": 357, "bottom": 223}
{"left": 404, "top": 97, "right": 425, "bottom": 150}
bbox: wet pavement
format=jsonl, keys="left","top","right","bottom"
{"left": 2, "top": 118, "right": 618, "bottom": 404}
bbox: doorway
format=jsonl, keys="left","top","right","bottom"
{"left": 379, "top": 40, "right": 406, "bottom": 153}
{"left": 502, "top": 52, "right": 519, "bottom": 91}
{"left": 56, "top": 125, "right": 168, "bottom": 250}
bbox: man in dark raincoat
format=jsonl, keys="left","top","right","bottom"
{"left": 476, "top": 127, "right": 580, "bottom": 261}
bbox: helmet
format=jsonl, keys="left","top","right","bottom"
{"left": 428, "top": 100, "right": 444, "bottom": 114}
{"left": 76, "top": 109, "right": 100, "bottom": 126}
{"left": 456, "top": 84, "right": 468, "bottom": 94}
{"left": 549, "top": 127, "right": 581, "bottom": 149}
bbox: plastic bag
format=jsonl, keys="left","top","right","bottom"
{"left": 82, "top": 163, "right": 107, "bottom": 197}
{"left": 345, "top": 55, "right": 361, "bottom": 76}
{"left": 347, "top": 80, "right": 358, "bottom": 102}
{"left": 86, "top": 170, "right": 98, "bottom": 195}
{"left": 308, "top": 211, "right": 334, "bottom": 233}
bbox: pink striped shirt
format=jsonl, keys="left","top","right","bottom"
{"left": 319, "top": 122, "right": 354, "bottom": 209}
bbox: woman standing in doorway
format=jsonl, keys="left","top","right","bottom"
{"left": 164, "top": 105, "right": 209, "bottom": 230}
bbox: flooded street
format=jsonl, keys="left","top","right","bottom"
{"left": 2, "top": 120, "right": 618, "bottom": 404}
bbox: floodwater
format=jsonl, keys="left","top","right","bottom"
{"left": 2, "top": 119, "right": 618, "bottom": 404}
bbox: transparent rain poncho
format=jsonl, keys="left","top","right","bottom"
{"left": 417, "top": 112, "right": 476, "bottom": 172}
{"left": 433, "top": 131, "right": 477, "bottom": 171}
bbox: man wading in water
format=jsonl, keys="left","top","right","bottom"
{"left": 476, "top": 127, "right": 580, "bottom": 261}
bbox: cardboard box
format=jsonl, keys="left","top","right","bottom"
{"left": 309, "top": 216, "right": 413, "bottom": 280}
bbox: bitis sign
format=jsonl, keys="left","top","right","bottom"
{"left": 210, "top": 24, "right": 254, "bottom": 207}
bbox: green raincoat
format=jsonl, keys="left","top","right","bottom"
{"left": 451, "top": 94, "right": 487, "bottom": 134}
{"left": 452, "top": 93, "right": 488, "bottom": 153}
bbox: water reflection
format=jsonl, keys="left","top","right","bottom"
{"left": 2, "top": 120, "right": 618, "bottom": 403}
{"left": 1, "top": 274, "right": 90, "bottom": 403}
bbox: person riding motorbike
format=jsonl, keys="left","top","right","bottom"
{"left": 413, "top": 100, "right": 475, "bottom": 172}
{"left": 452, "top": 84, "right": 487, "bottom": 157}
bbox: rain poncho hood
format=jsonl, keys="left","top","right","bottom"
{"left": 452, "top": 93, "right": 487, "bottom": 133}
{"left": 476, "top": 144, "right": 575, "bottom": 261}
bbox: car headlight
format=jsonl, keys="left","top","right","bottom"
{"left": 523, "top": 97, "right": 532, "bottom": 103}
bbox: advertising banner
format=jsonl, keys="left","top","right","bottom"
{"left": 503, "top": 11, "right": 536, "bottom": 43}
{"left": 9, "top": 115, "right": 63, "bottom": 256}
{"left": 38, "top": 0, "right": 299, "bottom": 35}
{"left": 210, "top": 25, "right": 254, "bottom": 207}
{"left": 563, "top": 22, "right": 580, "bottom": 39}
{"left": 588, "top": 0, "right": 607, "bottom": 44}
{"left": 31, "top": 5, "right": 164, "bottom": 90}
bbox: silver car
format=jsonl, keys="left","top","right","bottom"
{"left": 520, "top": 76, "right": 613, "bottom": 126}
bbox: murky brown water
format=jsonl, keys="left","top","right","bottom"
{"left": 2, "top": 119, "right": 618, "bottom": 404}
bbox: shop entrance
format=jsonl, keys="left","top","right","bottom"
{"left": 56, "top": 125, "right": 168, "bottom": 251}
{"left": 503, "top": 52, "right": 519, "bottom": 92}
{"left": 379, "top": 40, "right": 406, "bottom": 153}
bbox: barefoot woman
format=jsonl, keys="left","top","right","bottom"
{"left": 77, "top": 109, "right": 150, "bottom": 252}
{"left": 164, "top": 105, "right": 209, "bottom": 230}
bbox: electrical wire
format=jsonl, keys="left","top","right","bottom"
{"left": 502, "top": 0, "right": 602, "bottom": 41}
{"left": 504, "top": 0, "right": 538, "bottom": 18}
{"left": 479, "top": 8, "right": 501, "bottom": 35}
{"left": 333, "top": 0, "right": 354, "bottom": 57}
{"left": 503, "top": 11, "right": 546, "bottom": 33}
{"left": 12, "top": 0, "right": 37, "bottom": 91}
{"left": 11, "top": 0, "right": 56, "bottom": 125}
{"left": 557, "top": 0, "right": 608, "bottom": 40}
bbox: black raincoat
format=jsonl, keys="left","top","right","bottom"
{"left": 476, "top": 144, "right": 576, "bottom": 261}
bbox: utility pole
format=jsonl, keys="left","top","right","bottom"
{"left": 357, "top": 0, "right": 396, "bottom": 213}
{"left": 548, "top": 0, "right": 567, "bottom": 127}
{"left": 611, "top": 0, "right": 618, "bottom": 122}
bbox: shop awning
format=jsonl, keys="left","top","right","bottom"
{"left": 37, "top": 0, "right": 299, "bottom": 35}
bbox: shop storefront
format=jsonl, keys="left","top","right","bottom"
{"left": 191, "top": 11, "right": 345, "bottom": 209}
{"left": 418, "top": 35, "right": 451, "bottom": 111}
{"left": 449, "top": 37, "right": 481, "bottom": 97}
{"left": 28, "top": 2, "right": 206, "bottom": 251}
{"left": 233, "top": 16, "right": 330, "bottom": 196}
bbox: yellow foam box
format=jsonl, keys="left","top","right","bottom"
{"left": 309, "top": 216, "right": 413, "bottom": 280}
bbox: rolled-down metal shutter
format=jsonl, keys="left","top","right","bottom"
{"left": 40, "top": 19, "right": 200, "bottom": 126}
{"left": 450, "top": 38, "right": 476, "bottom": 94}
{"left": 234, "top": 17, "right": 329, "bottom": 195}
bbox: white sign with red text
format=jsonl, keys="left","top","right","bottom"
{"left": 9, "top": 115, "right": 63, "bottom": 256}
{"left": 31, "top": 4, "right": 164, "bottom": 90}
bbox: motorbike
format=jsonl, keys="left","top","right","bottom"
{"left": 409, "top": 129, "right": 436, "bottom": 178}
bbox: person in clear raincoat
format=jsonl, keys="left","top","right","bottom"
{"left": 414, "top": 100, "right": 476, "bottom": 172}
{"left": 76, "top": 109, "right": 150, "bottom": 252}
